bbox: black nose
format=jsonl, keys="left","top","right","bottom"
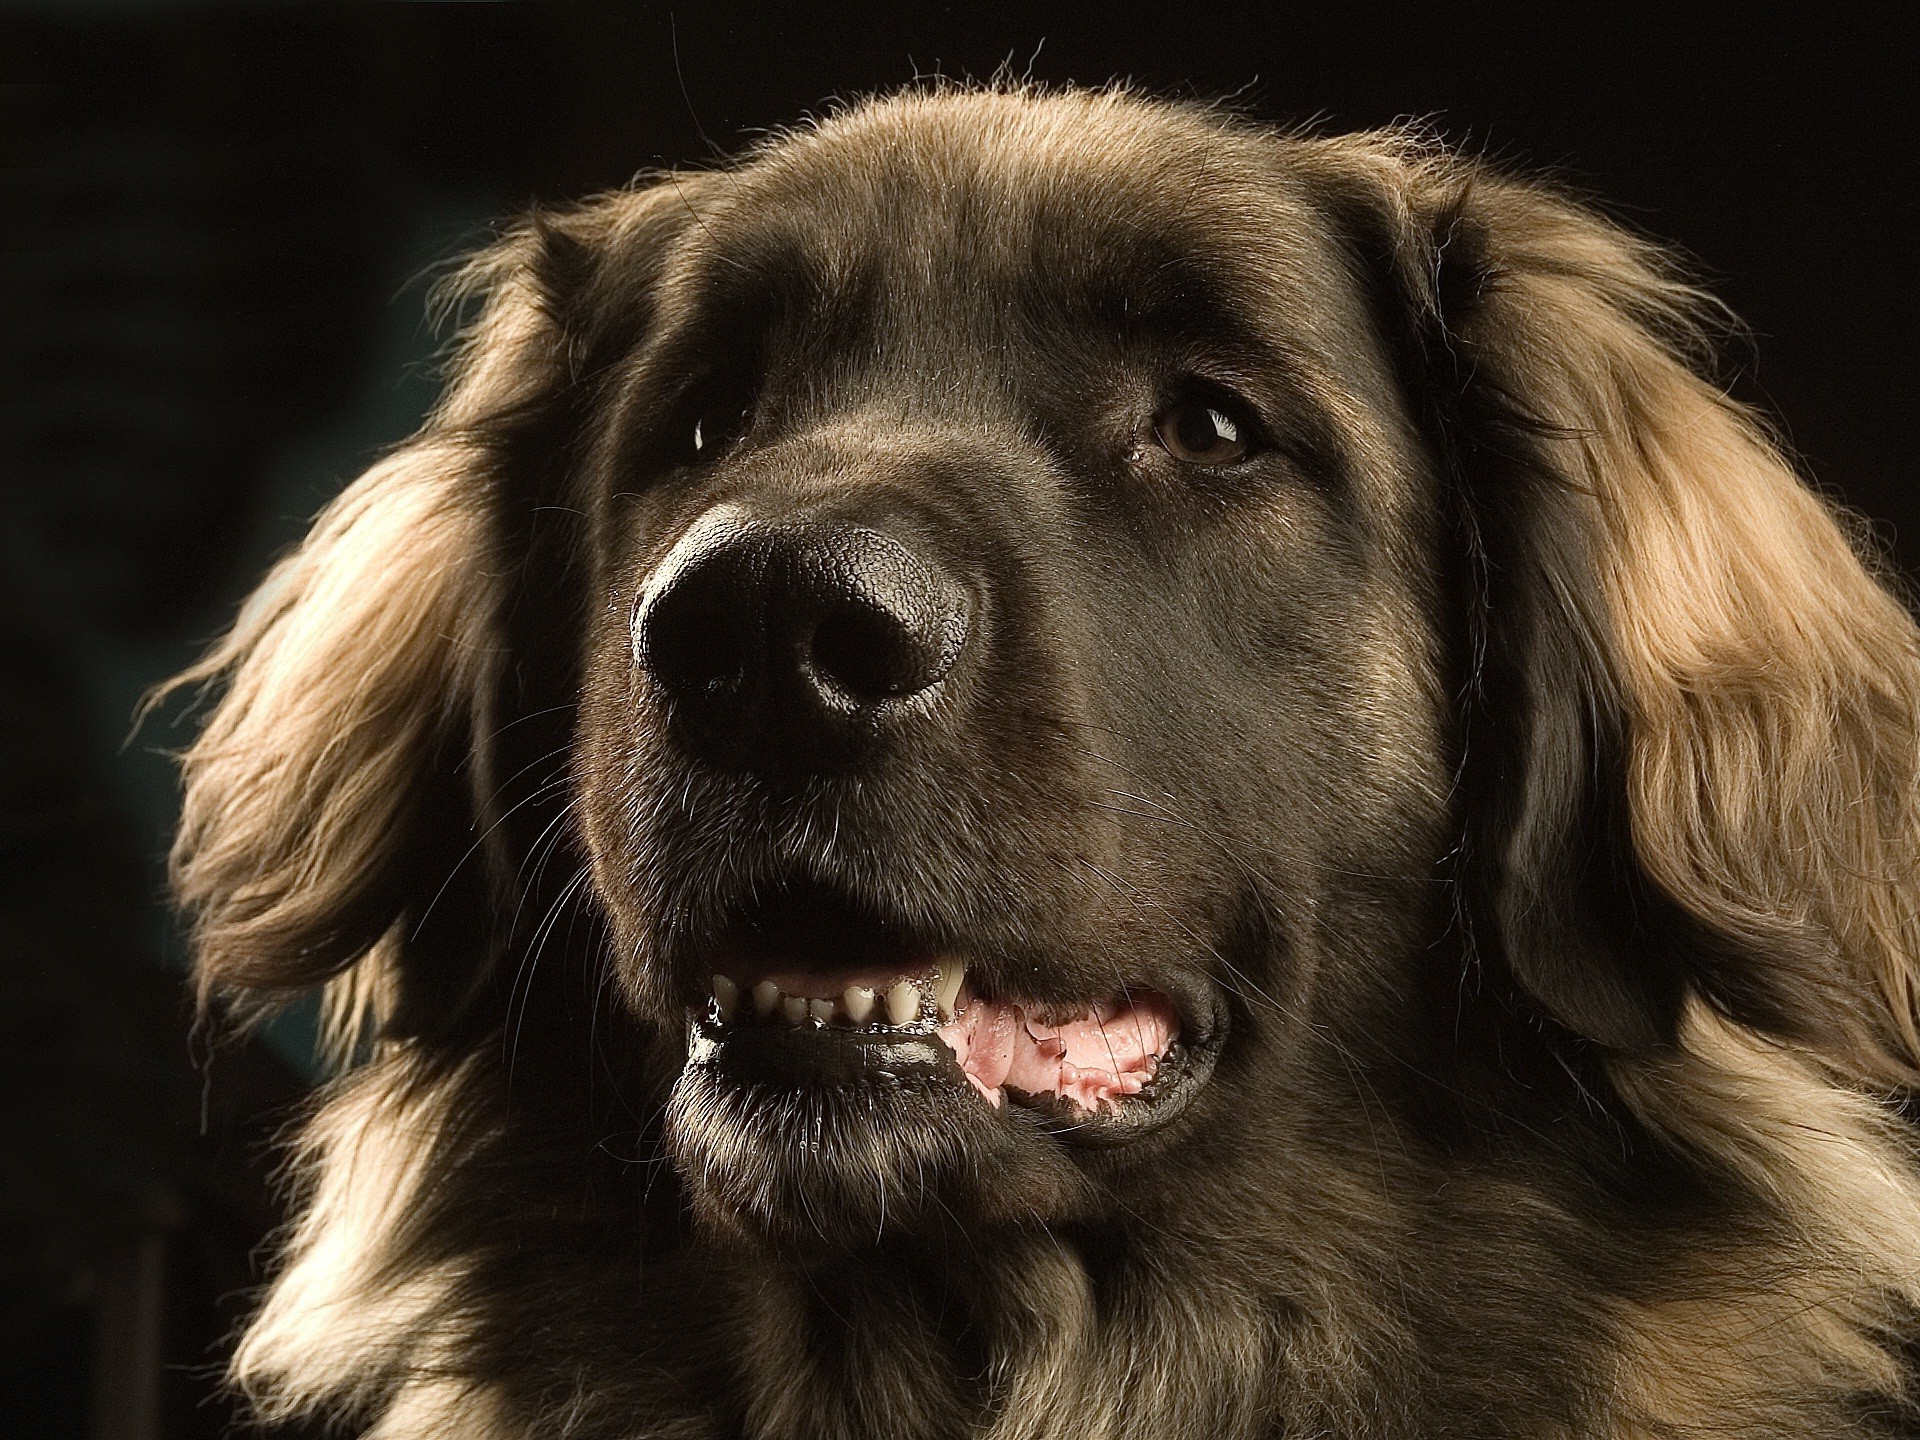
{"left": 633, "top": 510, "right": 973, "bottom": 771}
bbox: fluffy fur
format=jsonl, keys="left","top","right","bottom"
{"left": 170, "top": 84, "right": 1920, "bottom": 1438}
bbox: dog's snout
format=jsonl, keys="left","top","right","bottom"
{"left": 633, "top": 510, "right": 972, "bottom": 770}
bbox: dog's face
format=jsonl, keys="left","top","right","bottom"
{"left": 174, "top": 102, "right": 1920, "bottom": 1430}
{"left": 563, "top": 98, "right": 1452, "bottom": 1239}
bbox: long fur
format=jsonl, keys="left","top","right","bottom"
{"left": 170, "top": 85, "right": 1920, "bottom": 1438}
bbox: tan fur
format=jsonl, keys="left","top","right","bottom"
{"left": 167, "top": 447, "right": 490, "bottom": 999}
{"left": 1609, "top": 1005, "right": 1920, "bottom": 1433}
{"left": 1444, "top": 172, "right": 1920, "bottom": 1081}
{"left": 159, "top": 236, "right": 577, "bottom": 1027}
{"left": 233, "top": 1057, "right": 489, "bottom": 1428}
{"left": 1369, "top": 148, "right": 1920, "bottom": 1422}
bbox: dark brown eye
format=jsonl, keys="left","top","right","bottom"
{"left": 1153, "top": 398, "right": 1253, "bottom": 466}
{"left": 685, "top": 397, "right": 752, "bottom": 463}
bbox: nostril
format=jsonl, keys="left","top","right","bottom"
{"left": 808, "top": 601, "right": 953, "bottom": 700}
{"left": 634, "top": 569, "right": 753, "bottom": 704}
{"left": 797, "top": 533, "right": 971, "bottom": 704}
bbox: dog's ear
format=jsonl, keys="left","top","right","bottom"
{"left": 165, "top": 178, "right": 704, "bottom": 1049}
{"left": 1324, "top": 138, "right": 1920, "bottom": 1082}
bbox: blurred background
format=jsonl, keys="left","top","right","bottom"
{"left": 1, "top": 4, "right": 1910, "bottom": 1435}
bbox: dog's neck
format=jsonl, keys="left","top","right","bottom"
{"left": 711, "top": 1226, "right": 1276, "bottom": 1440}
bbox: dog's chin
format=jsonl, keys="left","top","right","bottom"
{"left": 662, "top": 982, "right": 1222, "bottom": 1246}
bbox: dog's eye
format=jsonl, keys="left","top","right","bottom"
{"left": 691, "top": 411, "right": 738, "bottom": 456}
{"left": 685, "top": 405, "right": 749, "bottom": 464}
{"left": 1153, "top": 398, "right": 1254, "bottom": 466}
{"left": 679, "top": 383, "right": 756, "bottom": 465}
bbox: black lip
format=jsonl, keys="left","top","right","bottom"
{"left": 682, "top": 978, "right": 1226, "bottom": 1145}
{"left": 1018, "top": 1029, "right": 1217, "bottom": 1147}
{"left": 1015, "top": 975, "right": 1225, "bottom": 1147}
{"left": 686, "top": 1017, "right": 958, "bottom": 1091}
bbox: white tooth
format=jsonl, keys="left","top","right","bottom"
{"left": 842, "top": 985, "right": 876, "bottom": 1025}
{"left": 781, "top": 994, "right": 809, "bottom": 1026}
{"left": 885, "top": 980, "right": 921, "bottom": 1027}
{"left": 932, "top": 960, "right": 966, "bottom": 1022}
{"left": 753, "top": 980, "right": 781, "bottom": 1017}
{"left": 712, "top": 974, "right": 740, "bottom": 1021}
{"left": 809, "top": 997, "right": 837, "bottom": 1024}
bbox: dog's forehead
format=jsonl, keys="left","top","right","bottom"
{"left": 666, "top": 90, "right": 1347, "bottom": 338}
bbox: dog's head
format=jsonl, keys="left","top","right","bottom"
{"left": 171, "top": 87, "right": 1920, "bottom": 1249}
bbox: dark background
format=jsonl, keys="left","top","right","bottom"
{"left": 2, "top": 4, "right": 1911, "bottom": 1436}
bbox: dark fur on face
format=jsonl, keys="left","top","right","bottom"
{"left": 169, "top": 85, "right": 1920, "bottom": 1438}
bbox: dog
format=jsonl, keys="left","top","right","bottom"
{"left": 169, "top": 84, "right": 1920, "bottom": 1438}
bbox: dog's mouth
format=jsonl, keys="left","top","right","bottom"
{"left": 680, "top": 884, "right": 1218, "bottom": 1141}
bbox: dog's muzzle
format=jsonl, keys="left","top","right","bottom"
{"left": 631, "top": 500, "right": 1222, "bottom": 1142}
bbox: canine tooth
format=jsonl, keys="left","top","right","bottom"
{"left": 752, "top": 980, "right": 780, "bottom": 1017}
{"left": 809, "top": 997, "right": 836, "bottom": 1023}
{"left": 780, "top": 994, "right": 809, "bottom": 1026}
{"left": 711, "top": 974, "right": 740, "bottom": 1020}
{"left": 885, "top": 981, "right": 921, "bottom": 1027}
{"left": 842, "top": 985, "right": 876, "bottom": 1025}
{"left": 932, "top": 961, "right": 966, "bottom": 1022}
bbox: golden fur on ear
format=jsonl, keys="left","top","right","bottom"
{"left": 1310, "top": 138, "right": 1920, "bottom": 1423}
{"left": 1493, "top": 207, "right": 1920, "bottom": 1426}
{"left": 1313, "top": 130, "right": 1920, "bottom": 1085}
{"left": 1461, "top": 176, "right": 1920, "bottom": 1085}
{"left": 164, "top": 248, "right": 565, "bottom": 1030}
{"left": 166, "top": 180, "right": 715, "bottom": 1052}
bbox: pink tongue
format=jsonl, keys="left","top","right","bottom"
{"left": 934, "top": 992, "right": 1179, "bottom": 1113}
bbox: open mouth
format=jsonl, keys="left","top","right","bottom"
{"left": 684, "top": 884, "right": 1214, "bottom": 1137}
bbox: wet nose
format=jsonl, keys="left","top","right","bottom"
{"left": 632, "top": 510, "right": 973, "bottom": 771}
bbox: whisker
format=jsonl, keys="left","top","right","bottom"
{"left": 506, "top": 860, "right": 595, "bottom": 1076}
{"left": 413, "top": 764, "right": 575, "bottom": 937}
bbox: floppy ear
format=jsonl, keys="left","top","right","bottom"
{"left": 1331, "top": 138, "right": 1920, "bottom": 1082}
{"left": 167, "top": 178, "right": 704, "bottom": 1051}
{"left": 166, "top": 252, "right": 550, "bottom": 1039}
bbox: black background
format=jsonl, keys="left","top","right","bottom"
{"left": 2, "top": 4, "right": 1912, "bottom": 1435}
